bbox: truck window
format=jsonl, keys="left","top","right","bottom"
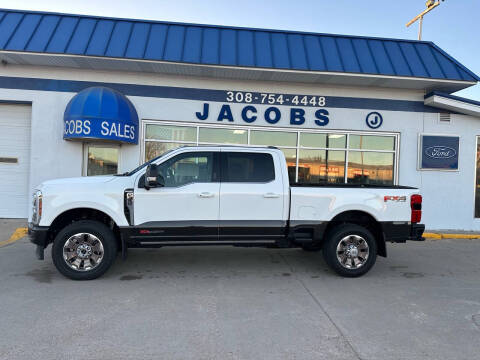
{"left": 221, "top": 152, "right": 275, "bottom": 183}
{"left": 159, "top": 152, "right": 215, "bottom": 187}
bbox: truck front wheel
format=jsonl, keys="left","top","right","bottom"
{"left": 323, "top": 224, "right": 377, "bottom": 277}
{"left": 52, "top": 220, "right": 117, "bottom": 280}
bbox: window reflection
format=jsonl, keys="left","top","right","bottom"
{"left": 145, "top": 142, "right": 190, "bottom": 161}
{"left": 349, "top": 135, "right": 395, "bottom": 151}
{"left": 279, "top": 148, "right": 297, "bottom": 183}
{"left": 146, "top": 124, "right": 196, "bottom": 142}
{"left": 347, "top": 152, "right": 394, "bottom": 185}
{"left": 250, "top": 130, "right": 297, "bottom": 147}
{"left": 300, "top": 133, "right": 346, "bottom": 148}
{"left": 199, "top": 127, "right": 247, "bottom": 144}
{"left": 87, "top": 146, "right": 118, "bottom": 176}
{"left": 159, "top": 153, "right": 213, "bottom": 187}
{"left": 298, "top": 150, "right": 345, "bottom": 184}
{"left": 142, "top": 123, "right": 398, "bottom": 186}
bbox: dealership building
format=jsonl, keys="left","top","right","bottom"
{"left": 0, "top": 9, "right": 479, "bottom": 230}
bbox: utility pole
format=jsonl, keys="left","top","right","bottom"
{"left": 406, "top": 0, "right": 443, "bottom": 40}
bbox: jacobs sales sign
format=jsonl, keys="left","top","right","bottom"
{"left": 194, "top": 90, "right": 331, "bottom": 127}
{"left": 62, "top": 84, "right": 434, "bottom": 144}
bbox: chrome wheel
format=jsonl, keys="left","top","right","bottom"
{"left": 336, "top": 234, "right": 369, "bottom": 270}
{"left": 62, "top": 233, "right": 104, "bottom": 272}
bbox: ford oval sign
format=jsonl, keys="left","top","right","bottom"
{"left": 420, "top": 135, "right": 459, "bottom": 170}
{"left": 424, "top": 146, "right": 457, "bottom": 159}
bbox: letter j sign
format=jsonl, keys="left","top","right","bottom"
{"left": 420, "top": 135, "right": 459, "bottom": 170}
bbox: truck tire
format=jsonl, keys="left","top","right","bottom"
{"left": 322, "top": 224, "right": 377, "bottom": 277}
{"left": 51, "top": 220, "right": 117, "bottom": 280}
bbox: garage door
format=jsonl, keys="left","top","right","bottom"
{"left": 0, "top": 104, "right": 31, "bottom": 218}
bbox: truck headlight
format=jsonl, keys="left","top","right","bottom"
{"left": 32, "top": 190, "right": 43, "bottom": 224}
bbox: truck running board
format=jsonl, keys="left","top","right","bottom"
{"left": 135, "top": 240, "right": 277, "bottom": 247}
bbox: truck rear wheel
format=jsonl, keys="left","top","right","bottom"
{"left": 322, "top": 224, "right": 377, "bottom": 277}
{"left": 52, "top": 220, "right": 117, "bottom": 280}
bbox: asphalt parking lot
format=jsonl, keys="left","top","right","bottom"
{"left": 1, "top": 225, "right": 479, "bottom": 360}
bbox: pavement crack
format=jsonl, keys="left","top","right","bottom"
{"left": 279, "top": 252, "right": 363, "bottom": 360}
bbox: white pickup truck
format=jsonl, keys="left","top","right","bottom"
{"left": 29, "top": 146, "right": 424, "bottom": 280}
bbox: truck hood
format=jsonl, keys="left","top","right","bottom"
{"left": 40, "top": 175, "right": 117, "bottom": 187}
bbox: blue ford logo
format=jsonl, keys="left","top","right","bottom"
{"left": 424, "top": 146, "right": 456, "bottom": 159}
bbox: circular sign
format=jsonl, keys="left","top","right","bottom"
{"left": 366, "top": 112, "right": 383, "bottom": 129}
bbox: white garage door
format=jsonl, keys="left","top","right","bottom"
{"left": 0, "top": 104, "right": 31, "bottom": 218}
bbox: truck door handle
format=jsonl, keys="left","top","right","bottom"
{"left": 263, "top": 193, "right": 280, "bottom": 198}
{"left": 198, "top": 192, "right": 214, "bottom": 198}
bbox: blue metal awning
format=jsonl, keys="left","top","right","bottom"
{"left": 64, "top": 86, "right": 138, "bottom": 144}
{"left": 0, "top": 8, "right": 478, "bottom": 86}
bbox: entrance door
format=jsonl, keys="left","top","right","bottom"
{"left": 219, "top": 151, "right": 286, "bottom": 241}
{"left": 133, "top": 151, "right": 220, "bottom": 241}
{"left": 0, "top": 105, "right": 31, "bottom": 218}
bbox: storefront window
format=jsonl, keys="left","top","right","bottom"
{"left": 298, "top": 149, "right": 346, "bottom": 184}
{"left": 145, "top": 141, "right": 191, "bottom": 161}
{"left": 250, "top": 130, "right": 297, "bottom": 147}
{"left": 198, "top": 127, "right": 247, "bottom": 144}
{"left": 86, "top": 145, "right": 119, "bottom": 176}
{"left": 300, "top": 133, "right": 346, "bottom": 148}
{"left": 142, "top": 122, "right": 398, "bottom": 185}
{"left": 347, "top": 152, "right": 394, "bottom": 185}
{"left": 145, "top": 124, "right": 196, "bottom": 142}
{"left": 349, "top": 135, "right": 395, "bottom": 151}
{"left": 475, "top": 138, "right": 480, "bottom": 218}
{"left": 279, "top": 148, "right": 297, "bottom": 183}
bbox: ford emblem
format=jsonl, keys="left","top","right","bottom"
{"left": 424, "top": 146, "right": 456, "bottom": 159}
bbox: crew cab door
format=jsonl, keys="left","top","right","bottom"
{"left": 133, "top": 151, "right": 220, "bottom": 241}
{"left": 219, "top": 150, "right": 287, "bottom": 241}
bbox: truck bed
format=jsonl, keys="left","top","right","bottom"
{"left": 291, "top": 182, "right": 417, "bottom": 190}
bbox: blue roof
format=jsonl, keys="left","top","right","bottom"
{"left": 0, "top": 8, "right": 478, "bottom": 83}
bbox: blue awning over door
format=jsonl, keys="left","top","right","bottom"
{"left": 63, "top": 86, "right": 138, "bottom": 144}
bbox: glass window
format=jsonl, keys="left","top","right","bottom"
{"left": 142, "top": 123, "right": 398, "bottom": 186}
{"left": 199, "top": 127, "right": 247, "bottom": 144}
{"left": 145, "top": 124, "right": 196, "bottom": 142}
{"left": 86, "top": 146, "right": 119, "bottom": 176}
{"left": 300, "top": 133, "right": 346, "bottom": 148}
{"left": 300, "top": 133, "right": 326, "bottom": 148}
{"left": 475, "top": 138, "right": 480, "bottom": 218}
{"left": 158, "top": 152, "right": 214, "bottom": 187}
{"left": 145, "top": 141, "right": 192, "bottom": 161}
{"left": 250, "top": 130, "right": 297, "bottom": 147}
{"left": 222, "top": 152, "right": 275, "bottom": 182}
{"left": 347, "top": 152, "right": 394, "bottom": 185}
{"left": 349, "top": 135, "right": 395, "bottom": 151}
{"left": 298, "top": 149, "right": 346, "bottom": 184}
{"left": 327, "top": 134, "right": 347, "bottom": 149}
{"left": 279, "top": 148, "right": 297, "bottom": 184}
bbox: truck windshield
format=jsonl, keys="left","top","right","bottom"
{"left": 115, "top": 148, "right": 178, "bottom": 176}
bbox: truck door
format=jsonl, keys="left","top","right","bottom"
{"left": 133, "top": 151, "right": 220, "bottom": 242}
{"left": 219, "top": 151, "right": 286, "bottom": 242}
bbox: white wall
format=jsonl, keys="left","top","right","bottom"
{"left": 0, "top": 64, "right": 478, "bottom": 230}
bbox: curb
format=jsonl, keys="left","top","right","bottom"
{"left": 423, "top": 232, "right": 480, "bottom": 240}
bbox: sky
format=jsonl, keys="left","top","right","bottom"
{"left": 0, "top": 0, "right": 478, "bottom": 101}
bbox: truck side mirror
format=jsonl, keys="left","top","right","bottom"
{"left": 144, "top": 164, "right": 164, "bottom": 190}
